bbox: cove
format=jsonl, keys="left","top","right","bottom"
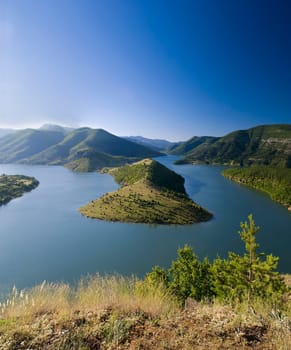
{"left": 0, "top": 156, "right": 290, "bottom": 294}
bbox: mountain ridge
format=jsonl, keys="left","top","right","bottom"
{"left": 123, "top": 136, "right": 178, "bottom": 151}
{"left": 170, "top": 124, "right": 291, "bottom": 167}
{"left": 0, "top": 127, "right": 162, "bottom": 171}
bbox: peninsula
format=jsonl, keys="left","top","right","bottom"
{"left": 222, "top": 166, "right": 291, "bottom": 209}
{"left": 79, "top": 159, "right": 212, "bottom": 224}
{"left": 0, "top": 174, "right": 39, "bottom": 205}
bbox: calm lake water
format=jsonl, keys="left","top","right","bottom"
{"left": 0, "top": 155, "right": 290, "bottom": 294}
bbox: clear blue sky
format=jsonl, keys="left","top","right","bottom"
{"left": 0, "top": 0, "right": 290, "bottom": 140}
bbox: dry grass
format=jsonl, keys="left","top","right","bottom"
{"left": 0, "top": 275, "right": 290, "bottom": 349}
{"left": 75, "top": 274, "right": 176, "bottom": 317}
{"left": 79, "top": 182, "right": 210, "bottom": 224}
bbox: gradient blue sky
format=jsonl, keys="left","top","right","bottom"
{"left": 0, "top": 0, "right": 290, "bottom": 140}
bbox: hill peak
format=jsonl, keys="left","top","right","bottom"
{"left": 110, "top": 158, "right": 186, "bottom": 194}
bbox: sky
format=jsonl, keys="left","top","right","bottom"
{"left": 0, "top": 0, "right": 290, "bottom": 141}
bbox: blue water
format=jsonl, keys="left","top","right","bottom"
{"left": 0, "top": 156, "right": 290, "bottom": 294}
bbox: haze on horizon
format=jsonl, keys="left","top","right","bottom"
{"left": 0, "top": 0, "right": 290, "bottom": 141}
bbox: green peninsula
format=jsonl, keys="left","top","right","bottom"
{"left": 0, "top": 174, "right": 39, "bottom": 205}
{"left": 80, "top": 159, "right": 212, "bottom": 224}
{"left": 222, "top": 166, "right": 291, "bottom": 209}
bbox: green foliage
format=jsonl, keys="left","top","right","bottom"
{"left": 212, "top": 215, "right": 287, "bottom": 305}
{"left": 148, "top": 216, "right": 288, "bottom": 306}
{"left": 146, "top": 246, "right": 214, "bottom": 304}
{"left": 169, "top": 246, "right": 214, "bottom": 302}
{"left": 223, "top": 166, "right": 291, "bottom": 206}
{"left": 112, "top": 158, "right": 186, "bottom": 194}
{"left": 147, "top": 160, "right": 186, "bottom": 193}
{"left": 144, "top": 266, "right": 170, "bottom": 288}
{"left": 111, "top": 162, "right": 148, "bottom": 185}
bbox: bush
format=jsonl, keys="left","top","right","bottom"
{"left": 147, "top": 216, "right": 288, "bottom": 306}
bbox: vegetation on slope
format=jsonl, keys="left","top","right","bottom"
{"left": 168, "top": 136, "right": 218, "bottom": 155}
{"left": 0, "top": 216, "right": 290, "bottom": 349}
{"left": 0, "top": 174, "right": 39, "bottom": 205}
{"left": 222, "top": 166, "right": 291, "bottom": 208}
{"left": 175, "top": 124, "right": 291, "bottom": 167}
{"left": 0, "top": 127, "right": 162, "bottom": 172}
{"left": 0, "top": 129, "right": 65, "bottom": 163}
{"left": 28, "top": 128, "right": 161, "bottom": 165}
{"left": 80, "top": 159, "right": 212, "bottom": 224}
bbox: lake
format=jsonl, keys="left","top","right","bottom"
{"left": 0, "top": 155, "right": 290, "bottom": 295}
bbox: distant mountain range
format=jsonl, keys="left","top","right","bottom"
{"left": 123, "top": 136, "right": 178, "bottom": 152}
{"left": 0, "top": 127, "right": 161, "bottom": 171}
{"left": 0, "top": 128, "right": 17, "bottom": 139}
{"left": 1, "top": 124, "right": 290, "bottom": 171}
{"left": 170, "top": 124, "right": 291, "bottom": 168}
{"left": 39, "top": 124, "right": 74, "bottom": 134}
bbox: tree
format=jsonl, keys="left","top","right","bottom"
{"left": 144, "top": 215, "right": 287, "bottom": 306}
{"left": 212, "top": 215, "right": 287, "bottom": 305}
{"left": 169, "top": 245, "right": 214, "bottom": 302}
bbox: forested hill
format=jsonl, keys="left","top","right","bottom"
{"left": 80, "top": 158, "right": 212, "bottom": 224}
{"left": 222, "top": 166, "right": 291, "bottom": 209}
{"left": 171, "top": 124, "right": 291, "bottom": 167}
{"left": 168, "top": 136, "right": 218, "bottom": 155}
{"left": 0, "top": 127, "right": 161, "bottom": 172}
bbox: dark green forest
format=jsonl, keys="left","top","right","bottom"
{"left": 222, "top": 166, "right": 291, "bottom": 208}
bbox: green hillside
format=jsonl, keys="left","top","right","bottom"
{"left": 0, "top": 127, "right": 161, "bottom": 171}
{"left": 168, "top": 136, "right": 218, "bottom": 155}
{"left": 0, "top": 174, "right": 39, "bottom": 205}
{"left": 0, "top": 129, "right": 65, "bottom": 163}
{"left": 175, "top": 125, "right": 291, "bottom": 167}
{"left": 223, "top": 166, "right": 291, "bottom": 208}
{"left": 80, "top": 159, "right": 212, "bottom": 224}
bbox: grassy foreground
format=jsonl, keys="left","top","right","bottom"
{"left": 0, "top": 174, "right": 39, "bottom": 206}
{"left": 80, "top": 159, "right": 212, "bottom": 224}
{"left": 0, "top": 275, "right": 290, "bottom": 350}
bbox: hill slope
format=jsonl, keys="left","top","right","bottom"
{"left": 0, "top": 127, "right": 161, "bottom": 171}
{"left": 79, "top": 159, "right": 212, "bottom": 224}
{"left": 176, "top": 125, "right": 291, "bottom": 167}
{"left": 0, "top": 128, "right": 16, "bottom": 139}
{"left": 168, "top": 136, "right": 218, "bottom": 155}
{"left": 0, "top": 129, "right": 65, "bottom": 163}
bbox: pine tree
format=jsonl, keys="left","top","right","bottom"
{"left": 169, "top": 245, "right": 214, "bottom": 302}
{"left": 212, "top": 215, "right": 287, "bottom": 305}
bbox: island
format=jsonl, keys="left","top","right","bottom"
{"left": 79, "top": 159, "right": 212, "bottom": 224}
{"left": 0, "top": 174, "right": 39, "bottom": 206}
